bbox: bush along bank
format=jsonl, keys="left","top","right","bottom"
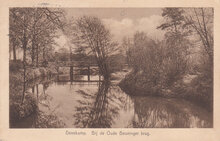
{"left": 10, "top": 93, "right": 38, "bottom": 127}
{"left": 9, "top": 66, "right": 58, "bottom": 127}
{"left": 119, "top": 70, "right": 213, "bottom": 112}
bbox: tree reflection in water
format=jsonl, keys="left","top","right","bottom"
{"left": 129, "top": 96, "right": 212, "bottom": 128}
{"left": 74, "top": 81, "right": 126, "bottom": 128}
{"left": 13, "top": 76, "right": 212, "bottom": 128}
{"left": 74, "top": 80, "right": 212, "bottom": 128}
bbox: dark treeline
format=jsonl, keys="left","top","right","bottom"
{"left": 10, "top": 9, "right": 125, "bottom": 80}
{"left": 9, "top": 8, "right": 65, "bottom": 68}
{"left": 120, "top": 8, "right": 213, "bottom": 111}
{"left": 55, "top": 47, "right": 126, "bottom": 73}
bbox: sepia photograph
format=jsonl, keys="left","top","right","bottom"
{"left": 8, "top": 7, "right": 213, "bottom": 128}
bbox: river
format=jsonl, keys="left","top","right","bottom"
{"left": 12, "top": 73, "right": 213, "bottom": 128}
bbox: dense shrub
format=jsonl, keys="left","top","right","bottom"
{"left": 10, "top": 93, "right": 38, "bottom": 126}
{"left": 9, "top": 60, "right": 23, "bottom": 72}
{"left": 108, "top": 54, "right": 126, "bottom": 73}
{"left": 125, "top": 32, "right": 188, "bottom": 89}
{"left": 120, "top": 31, "right": 213, "bottom": 111}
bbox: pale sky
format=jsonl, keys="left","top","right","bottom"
{"left": 54, "top": 8, "right": 165, "bottom": 51}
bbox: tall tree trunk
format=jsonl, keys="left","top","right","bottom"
{"left": 36, "top": 44, "right": 39, "bottom": 67}
{"left": 43, "top": 48, "right": 45, "bottom": 62}
{"left": 99, "top": 59, "right": 110, "bottom": 81}
{"left": 31, "top": 37, "right": 35, "bottom": 66}
{"left": 22, "top": 31, "right": 27, "bottom": 104}
{"left": 12, "top": 41, "right": 16, "bottom": 61}
{"left": 31, "top": 9, "right": 37, "bottom": 67}
{"left": 103, "top": 62, "right": 109, "bottom": 80}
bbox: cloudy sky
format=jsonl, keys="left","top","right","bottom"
{"left": 55, "top": 8, "right": 165, "bottom": 51}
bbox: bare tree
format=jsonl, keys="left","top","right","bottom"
{"left": 121, "top": 36, "right": 133, "bottom": 65}
{"left": 67, "top": 16, "right": 118, "bottom": 80}
{"left": 10, "top": 8, "right": 33, "bottom": 102}
{"left": 183, "top": 8, "right": 213, "bottom": 63}
{"left": 28, "top": 8, "right": 65, "bottom": 67}
{"left": 9, "top": 8, "right": 65, "bottom": 103}
{"left": 9, "top": 10, "right": 20, "bottom": 61}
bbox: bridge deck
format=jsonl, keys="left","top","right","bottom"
{"left": 56, "top": 80, "right": 103, "bottom": 82}
{"left": 57, "top": 65, "right": 99, "bottom": 67}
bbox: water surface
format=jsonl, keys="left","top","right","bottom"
{"left": 18, "top": 75, "right": 213, "bottom": 128}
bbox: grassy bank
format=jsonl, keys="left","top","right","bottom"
{"left": 119, "top": 71, "right": 213, "bottom": 112}
{"left": 9, "top": 63, "right": 58, "bottom": 127}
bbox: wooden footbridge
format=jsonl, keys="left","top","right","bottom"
{"left": 55, "top": 61, "right": 101, "bottom": 82}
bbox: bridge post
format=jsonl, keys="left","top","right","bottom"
{"left": 32, "top": 86, "right": 35, "bottom": 93}
{"left": 99, "top": 69, "right": 101, "bottom": 81}
{"left": 57, "top": 66, "right": 59, "bottom": 81}
{"left": 36, "top": 84, "right": 39, "bottom": 99}
{"left": 70, "top": 66, "right": 73, "bottom": 81}
{"left": 88, "top": 66, "right": 90, "bottom": 81}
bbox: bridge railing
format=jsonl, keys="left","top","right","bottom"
{"left": 52, "top": 61, "right": 98, "bottom": 67}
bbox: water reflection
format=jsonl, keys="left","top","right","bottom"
{"left": 13, "top": 75, "right": 212, "bottom": 128}
{"left": 129, "top": 96, "right": 212, "bottom": 128}
{"left": 57, "top": 73, "right": 103, "bottom": 82}
{"left": 29, "top": 78, "right": 66, "bottom": 128}
{"left": 74, "top": 81, "right": 119, "bottom": 128}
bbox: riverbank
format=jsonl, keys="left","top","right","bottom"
{"left": 9, "top": 67, "right": 213, "bottom": 128}
{"left": 110, "top": 69, "right": 131, "bottom": 84}
{"left": 9, "top": 65, "right": 58, "bottom": 127}
{"left": 119, "top": 71, "right": 213, "bottom": 112}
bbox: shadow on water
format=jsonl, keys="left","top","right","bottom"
{"left": 11, "top": 73, "right": 213, "bottom": 128}
{"left": 73, "top": 81, "right": 119, "bottom": 128}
